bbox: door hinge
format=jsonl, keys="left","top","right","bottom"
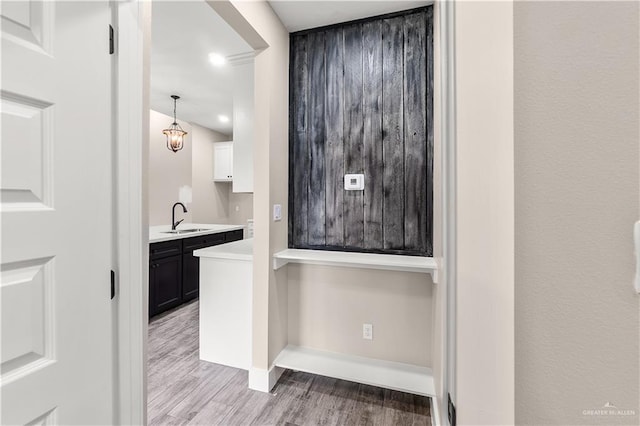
{"left": 448, "top": 393, "right": 456, "bottom": 426}
{"left": 109, "top": 24, "right": 115, "bottom": 55}
{"left": 111, "top": 270, "right": 116, "bottom": 299}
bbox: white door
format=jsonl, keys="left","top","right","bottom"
{"left": 1, "top": 1, "right": 113, "bottom": 424}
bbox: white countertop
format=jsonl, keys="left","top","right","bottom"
{"left": 149, "top": 223, "right": 245, "bottom": 243}
{"left": 194, "top": 238, "right": 253, "bottom": 261}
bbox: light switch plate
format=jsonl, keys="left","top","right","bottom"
{"left": 273, "top": 204, "right": 282, "bottom": 221}
{"left": 344, "top": 174, "right": 364, "bottom": 190}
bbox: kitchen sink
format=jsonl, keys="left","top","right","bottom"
{"left": 161, "top": 228, "right": 209, "bottom": 234}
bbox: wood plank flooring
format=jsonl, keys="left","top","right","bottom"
{"left": 148, "top": 301, "right": 431, "bottom": 425}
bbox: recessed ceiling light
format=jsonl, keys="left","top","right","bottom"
{"left": 218, "top": 115, "right": 230, "bottom": 123}
{"left": 208, "top": 53, "right": 226, "bottom": 67}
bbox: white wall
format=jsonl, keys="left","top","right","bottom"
{"left": 288, "top": 265, "right": 433, "bottom": 367}
{"left": 431, "top": 1, "right": 445, "bottom": 413}
{"left": 455, "top": 1, "right": 514, "bottom": 424}
{"left": 149, "top": 109, "right": 253, "bottom": 226}
{"left": 191, "top": 124, "right": 231, "bottom": 223}
{"left": 515, "top": 2, "right": 639, "bottom": 424}
{"left": 228, "top": 189, "right": 253, "bottom": 227}
{"left": 148, "top": 109, "right": 193, "bottom": 226}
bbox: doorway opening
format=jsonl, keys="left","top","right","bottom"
{"left": 146, "top": 1, "right": 256, "bottom": 423}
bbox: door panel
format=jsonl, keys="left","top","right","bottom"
{"left": 1, "top": 1, "right": 113, "bottom": 424}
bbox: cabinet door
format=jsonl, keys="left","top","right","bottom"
{"left": 225, "top": 229, "right": 244, "bottom": 242}
{"left": 182, "top": 252, "right": 199, "bottom": 302}
{"left": 182, "top": 233, "right": 230, "bottom": 304}
{"left": 151, "top": 255, "right": 182, "bottom": 316}
{"left": 148, "top": 263, "right": 157, "bottom": 318}
{"left": 214, "top": 143, "right": 233, "bottom": 181}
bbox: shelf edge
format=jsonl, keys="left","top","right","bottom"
{"left": 273, "top": 249, "right": 438, "bottom": 283}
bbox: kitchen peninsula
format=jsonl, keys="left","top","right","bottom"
{"left": 194, "top": 238, "right": 253, "bottom": 370}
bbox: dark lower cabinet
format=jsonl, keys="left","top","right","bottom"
{"left": 181, "top": 252, "right": 199, "bottom": 302}
{"left": 181, "top": 232, "right": 225, "bottom": 302}
{"left": 149, "top": 255, "right": 182, "bottom": 317}
{"left": 149, "top": 229, "right": 244, "bottom": 318}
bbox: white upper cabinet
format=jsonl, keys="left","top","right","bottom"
{"left": 213, "top": 142, "right": 233, "bottom": 182}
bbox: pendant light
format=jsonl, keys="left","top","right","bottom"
{"left": 163, "top": 95, "right": 187, "bottom": 152}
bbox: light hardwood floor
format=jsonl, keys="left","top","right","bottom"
{"left": 148, "top": 300, "right": 431, "bottom": 425}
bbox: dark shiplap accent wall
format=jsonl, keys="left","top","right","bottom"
{"left": 289, "top": 7, "right": 433, "bottom": 256}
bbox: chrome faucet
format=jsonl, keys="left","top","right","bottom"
{"left": 172, "top": 202, "right": 188, "bottom": 230}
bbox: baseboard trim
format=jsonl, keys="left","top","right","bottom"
{"left": 248, "top": 365, "right": 285, "bottom": 393}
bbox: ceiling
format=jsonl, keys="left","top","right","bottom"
{"left": 151, "top": 1, "right": 431, "bottom": 135}
{"left": 150, "top": 1, "right": 252, "bottom": 135}
{"left": 268, "top": 0, "right": 431, "bottom": 33}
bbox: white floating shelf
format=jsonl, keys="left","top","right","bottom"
{"left": 273, "top": 249, "right": 438, "bottom": 282}
{"left": 274, "top": 345, "right": 435, "bottom": 397}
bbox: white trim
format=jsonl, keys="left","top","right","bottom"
{"left": 248, "top": 365, "right": 285, "bottom": 393}
{"left": 114, "top": 1, "right": 149, "bottom": 424}
{"left": 274, "top": 345, "right": 435, "bottom": 397}
{"left": 273, "top": 249, "right": 439, "bottom": 282}
{"left": 440, "top": 0, "right": 457, "bottom": 425}
{"left": 430, "top": 396, "right": 441, "bottom": 426}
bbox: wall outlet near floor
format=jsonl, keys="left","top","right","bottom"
{"left": 362, "top": 323, "right": 373, "bottom": 340}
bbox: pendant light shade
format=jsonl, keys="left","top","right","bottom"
{"left": 163, "top": 95, "right": 187, "bottom": 152}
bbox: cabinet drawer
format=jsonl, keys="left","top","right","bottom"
{"left": 182, "top": 232, "right": 225, "bottom": 252}
{"left": 225, "top": 229, "right": 244, "bottom": 242}
{"left": 150, "top": 239, "right": 182, "bottom": 260}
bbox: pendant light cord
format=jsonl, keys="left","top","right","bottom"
{"left": 173, "top": 97, "right": 177, "bottom": 124}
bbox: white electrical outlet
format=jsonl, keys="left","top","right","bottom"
{"left": 363, "top": 323, "right": 373, "bottom": 340}
{"left": 273, "top": 204, "right": 282, "bottom": 221}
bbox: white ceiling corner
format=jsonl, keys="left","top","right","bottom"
{"left": 268, "top": 1, "right": 431, "bottom": 33}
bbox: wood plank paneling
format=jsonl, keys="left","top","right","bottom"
{"left": 343, "top": 24, "right": 365, "bottom": 248}
{"left": 289, "top": 7, "right": 433, "bottom": 256}
{"left": 307, "top": 30, "right": 326, "bottom": 246}
{"left": 382, "top": 16, "right": 405, "bottom": 250}
{"left": 362, "top": 20, "right": 384, "bottom": 250}
{"left": 290, "top": 35, "right": 309, "bottom": 247}
{"left": 403, "top": 11, "right": 427, "bottom": 252}
{"left": 324, "top": 29, "right": 345, "bottom": 246}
